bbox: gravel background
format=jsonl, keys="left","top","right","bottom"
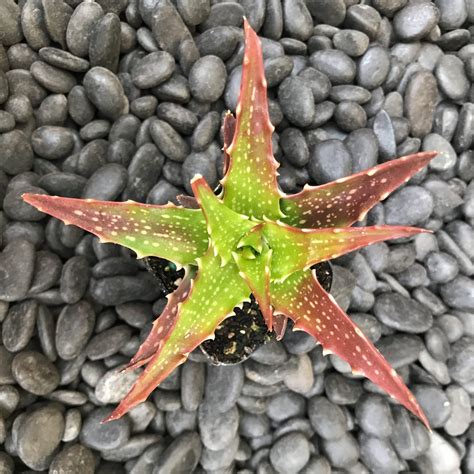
{"left": 0, "top": 0, "right": 474, "bottom": 472}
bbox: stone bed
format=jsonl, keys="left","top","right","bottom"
{"left": 0, "top": 0, "right": 473, "bottom": 473}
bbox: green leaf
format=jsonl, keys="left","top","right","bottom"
{"left": 123, "top": 272, "right": 193, "bottom": 371}
{"left": 191, "top": 175, "right": 255, "bottom": 265}
{"left": 104, "top": 247, "right": 250, "bottom": 421}
{"left": 281, "top": 152, "right": 437, "bottom": 228}
{"left": 221, "top": 19, "right": 282, "bottom": 221}
{"left": 22, "top": 194, "right": 208, "bottom": 266}
{"left": 270, "top": 270, "right": 429, "bottom": 427}
{"left": 263, "top": 221, "right": 428, "bottom": 281}
{"left": 232, "top": 225, "right": 273, "bottom": 329}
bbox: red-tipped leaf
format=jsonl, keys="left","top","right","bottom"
{"left": 263, "top": 222, "right": 429, "bottom": 281}
{"left": 123, "top": 273, "right": 193, "bottom": 371}
{"left": 22, "top": 194, "right": 208, "bottom": 265}
{"left": 281, "top": 152, "right": 437, "bottom": 228}
{"left": 270, "top": 269, "right": 430, "bottom": 428}
{"left": 103, "top": 248, "right": 250, "bottom": 422}
{"left": 221, "top": 19, "right": 282, "bottom": 220}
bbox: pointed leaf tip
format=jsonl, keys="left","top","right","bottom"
{"left": 221, "top": 20, "right": 282, "bottom": 220}
{"left": 22, "top": 193, "right": 208, "bottom": 265}
{"left": 281, "top": 151, "right": 438, "bottom": 229}
{"left": 271, "top": 270, "right": 429, "bottom": 428}
{"left": 192, "top": 175, "right": 254, "bottom": 265}
{"left": 264, "top": 222, "right": 428, "bottom": 281}
{"left": 104, "top": 249, "right": 250, "bottom": 420}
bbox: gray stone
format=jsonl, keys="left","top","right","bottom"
{"left": 393, "top": 1, "right": 440, "bottom": 40}
{"left": 310, "top": 50, "right": 356, "bottom": 84}
{"left": 356, "top": 395, "right": 394, "bottom": 438}
{"left": 83, "top": 66, "right": 128, "bottom": 120}
{"left": 412, "top": 385, "right": 451, "bottom": 428}
{"left": 306, "top": 0, "right": 346, "bottom": 26}
{"left": 95, "top": 368, "right": 140, "bottom": 405}
{"left": 2, "top": 300, "right": 38, "bottom": 352}
{"left": 89, "top": 12, "right": 121, "bottom": 72}
{"left": 448, "top": 337, "right": 474, "bottom": 384}
{"left": 56, "top": 301, "right": 95, "bottom": 360}
{"left": 151, "top": 0, "right": 193, "bottom": 57}
{"left": 80, "top": 407, "right": 130, "bottom": 451}
{"left": 444, "top": 385, "right": 471, "bottom": 436}
{"left": 0, "top": 0, "right": 23, "bottom": 46}
{"left": 346, "top": 4, "right": 382, "bottom": 39}
{"left": 198, "top": 404, "right": 239, "bottom": 451}
{"left": 384, "top": 185, "right": 433, "bottom": 225}
{"left": 270, "top": 432, "right": 310, "bottom": 473}
{"left": 12, "top": 350, "right": 59, "bottom": 395}
{"left": 436, "top": 54, "right": 470, "bottom": 102}
{"left": 440, "top": 276, "right": 474, "bottom": 311}
{"left": 66, "top": 1, "right": 104, "bottom": 58}
{"left": 17, "top": 405, "right": 65, "bottom": 471}
{"left": 278, "top": 77, "right": 315, "bottom": 127}
{"left": 357, "top": 46, "right": 390, "bottom": 89}
{"left": 374, "top": 293, "right": 432, "bottom": 333}
{"left": 376, "top": 334, "right": 424, "bottom": 368}
{"left": 309, "top": 139, "right": 352, "bottom": 184}
{"left": 152, "top": 431, "right": 201, "bottom": 474}
{"left": 0, "top": 130, "right": 34, "bottom": 175}
{"left": 322, "top": 433, "right": 359, "bottom": 469}
{"left": 49, "top": 444, "right": 95, "bottom": 474}
{"left": 308, "top": 396, "right": 347, "bottom": 440}
{"left": 282, "top": 0, "right": 313, "bottom": 41}
{"left": 404, "top": 71, "right": 438, "bottom": 138}
{"left": 204, "top": 364, "right": 243, "bottom": 413}
{"left": 131, "top": 52, "right": 175, "bottom": 89}
{"left": 360, "top": 433, "right": 404, "bottom": 472}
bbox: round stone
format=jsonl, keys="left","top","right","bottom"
{"left": 153, "top": 431, "right": 202, "bottom": 473}
{"left": 306, "top": 0, "right": 346, "bottom": 26}
{"left": 412, "top": 385, "right": 451, "bottom": 428}
{"left": 189, "top": 55, "right": 227, "bottom": 103}
{"left": 12, "top": 351, "right": 59, "bottom": 395}
{"left": 131, "top": 51, "right": 175, "bottom": 89}
{"left": 308, "top": 139, "right": 352, "bottom": 184}
{"left": 393, "top": 2, "right": 440, "bottom": 40}
{"left": 404, "top": 71, "right": 438, "bottom": 138}
{"left": 17, "top": 405, "right": 65, "bottom": 471}
{"left": 66, "top": 1, "right": 104, "bottom": 58}
{"left": 204, "top": 364, "right": 244, "bottom": 414}
{"left": 83, "top": 66, "right": 128, "bottom": 120}
{"left": 80, "top": 407, "right": 130, "bottom": 451}
{"left": 0, "top": 0, "right": 22, "bottom": 46}
{"left": 335, "top": 101, "right": 367, "bottom": 131}
{"left": 30, "top": 61, "right": 77, "bottom": 94}
{"left": 440, "top": 276, "right": 474, "bottom": 311}
{"left": 310, "top": 50, "right": 356, "bottom": 85}
{"left": 278, "top": 76, "right": 315, "bottom": 127}
{"left": 384, "top": 185, "right": 434, "bottom": 226}
{"left": 0, "top": 130, "right": 34, "bottom": 175}
{"left": 270, "top": 432, "right": 310, "bottom": 473}
{"left": 435, "top": 54, "right": 470, "bottom": 102}
{"left": 49, "top": 444, "right": 95, "bottom": 474}
{"left": 357, "top": 46, "right": 390, "bottom": 89}
{"left": 423, "top": 133, "right": 457, "bottom": 171}
{"left": 308, "top": 396, "right": 347, "bottom": 440}
{"left": 198, "top": 404, "right": 239, "bottom": 451}
{"left": 374, "top": 293, "right": 433, "bottom": 333}
{"left": 333, "top": 29, "right": 370, "bottom": 57}
{"left": 55, "top": 301, "right": 95, "bottom": 360}
{"left": 31, "top": 126, "right": 75, "bottom": 160}
{"left": 89, "top": 12, "right": 121, "bottom": 72}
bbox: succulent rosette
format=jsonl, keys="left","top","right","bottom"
{"left": 23, "top": 20, "right": 437, "bottom": 427}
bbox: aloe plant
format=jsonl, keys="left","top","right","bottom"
{"left": 23, "top": 20, "right": 437, "bottom": 426}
